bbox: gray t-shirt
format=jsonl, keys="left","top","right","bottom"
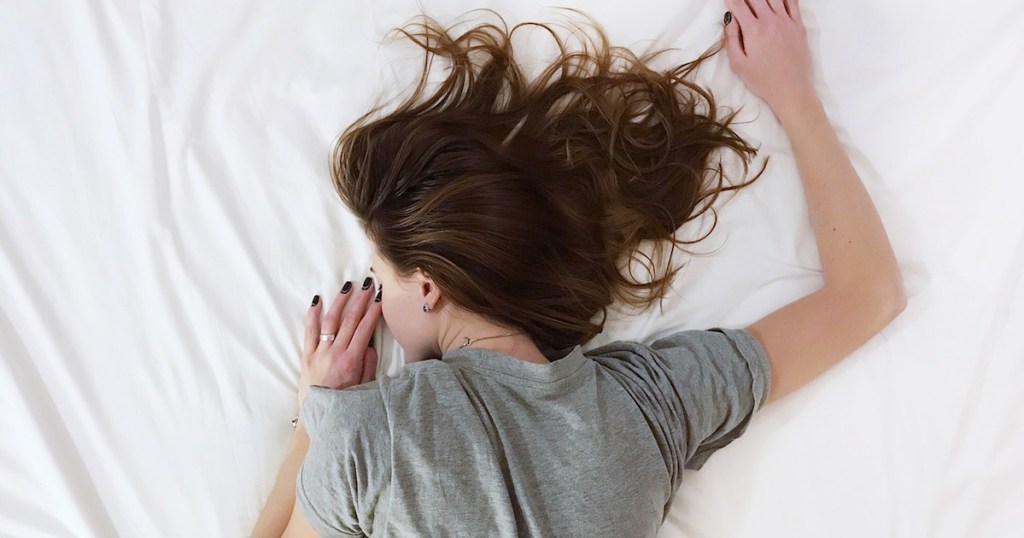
{"left": 295, "top": 327, "right": 772, "bottom": 537}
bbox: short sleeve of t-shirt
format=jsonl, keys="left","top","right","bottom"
{"left": 589, "top": 327, "right": 772, "bottom": 484}
{"left": 295, "top": 383, "right": 391, "bottom": 537}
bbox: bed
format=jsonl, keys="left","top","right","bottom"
{"left": 1, "top": 0, "right": 1021, "bottom": 536}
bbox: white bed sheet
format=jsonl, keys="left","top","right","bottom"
{"left": 1, "top": 0, "right": 1022, "bottom": 536}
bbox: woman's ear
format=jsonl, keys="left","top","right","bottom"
{"left": 415, "top": 269, "right": 442, "bottom": 310}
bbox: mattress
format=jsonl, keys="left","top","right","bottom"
{"left": 1, "top": 0, "right": 1021, "bottom": 536}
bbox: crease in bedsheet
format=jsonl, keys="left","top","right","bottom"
{"left": 133, "top": 0, "right": 176, "bottom": 240}
{"left": 4, "top": 1, "right": 1022, "bottom": 537}
{"left": 0, "top": 249, "right": 120, "bottom": 537}
{"left": 923, "top": 223, "right": 1024, "bottom": 537}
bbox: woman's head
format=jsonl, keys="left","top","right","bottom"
{"left": 367, "top": 247, "right": 444, "bottom": 363}
{"left": 334, "top": 10, "right": 766, "bottom": 360}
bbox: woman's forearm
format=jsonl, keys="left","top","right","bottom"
{"left": 252, "top": 423, "right": 310, "bottom": 538}
{"left": 775, "top": 95, "right": 905, "bottom": 301}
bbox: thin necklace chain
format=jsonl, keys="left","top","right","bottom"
{"left": 458, "top": 332, "right": 520, "bottom": 349}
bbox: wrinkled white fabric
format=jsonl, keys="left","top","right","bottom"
{"left": 0, "top": 1, "right": 1021, "bottom": 537}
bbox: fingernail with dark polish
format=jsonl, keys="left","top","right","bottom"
{"left": 311, "top": 294, "right": 320, "bottom": 307}
{"left": 362, "top": 276, "right": 373, "bottom": 290}
{"left": 368, "top": 338, "right": 375, "bottom": 349}
{"left": 341, "top": 281, "right": 352, "bottom": 294}
{"left": 724, "top": 11, "right": 732, "bottom": 25}
{"left": 374, "top": 288, "right": 382, "bottom": 303}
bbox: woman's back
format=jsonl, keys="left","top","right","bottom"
{"left": 252, "top": 5, "right": 905, "bottom": 537}
{"left": 296, "top": 327, "right": 770, "bottom": 536}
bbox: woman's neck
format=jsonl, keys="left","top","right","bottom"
{"left": 439, "top": 316, "right": 549, "bottom": 364}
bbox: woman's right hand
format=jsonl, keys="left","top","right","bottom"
{"left": 723, "top": 0, "right": 817, "bottom": 123}
{"left": 298, "top": 279, "right": 381, "bottom": 410}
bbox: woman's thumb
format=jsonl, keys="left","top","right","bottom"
{"left": 360, "top": 346, "right": 378, "bottom": 384}
{"left": 723, "top": 11, "right": 745, "bottom": 63}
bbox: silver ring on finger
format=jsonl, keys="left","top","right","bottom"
{"left": 319, "top": 333, "right": 335, "bottom": 342}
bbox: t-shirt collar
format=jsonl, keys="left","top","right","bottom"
{"left": 439, "top": 344, "right": 589, "bottom": 384}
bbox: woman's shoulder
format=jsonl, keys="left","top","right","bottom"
{"left": 301, "top": 382, "right": 389, "bottom": 437}
{"left": 301, "top": 360, "right": 461, "bottom": 428}
{"left": 585, "top": 327, "right": 761, "bottom": 357}
{"left": 583, "top": 327, "right": 768, "bottom": 382}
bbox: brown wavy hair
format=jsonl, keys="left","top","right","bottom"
{"left": 330, "top": 9, "right": 767, "bottom": 354}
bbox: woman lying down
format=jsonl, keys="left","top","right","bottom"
{"left": 254, "top": 2, "right": 906, "bottom": 536}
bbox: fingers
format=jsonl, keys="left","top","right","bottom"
{"left": 732, "top": 0, "right": 797, "bottom": 24}
{"left": 341, "top": 288, "right": 380, "bottom": 387}
{"left": 726, "top": 0, "right": 757, "bottom": 29}
{"left": 725, "top": 0, "right": 802, "bottom": 61}
{"left": 336, "top": 276, "right": 376, "bottom": 347}
{"left": 763, "top": 0, "right": 800, "bottom": 21}
{"left": 303, "top": 295, "right": 322, "bottom": 359}
{"left": 724, "top": 9, "right": 745, "bottom": 58}
{"left": 741, "top": 0, "right": 761, "bottom": 18}
{"left": 759, "top": 0, "right": 802, "bottom": 23}
{"left": 785, "top": 0, "right": 801, "bottom": 20}
{"left": 361, "top": 347, "right": 378, "bottom": 385}
{"left": 350, "top": 295, "right": 383, "bottom": 352}
{"left": 320, "top": 281, "right": 354, "bottom": 341}
{"left": 749, "top": 0, "right": 774, "bottom": 16}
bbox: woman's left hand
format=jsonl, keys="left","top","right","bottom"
{"left": 723, "top": 0, "right": 816, "bottom": 124}
{"left": 298, "top": 278, "right": 381, "bottom": 410}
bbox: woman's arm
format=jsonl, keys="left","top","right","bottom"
{"left": 252, "top": 423, "right": 310, "bottom": 538}
{"left": 253, "top": 283, "right": 381, "bottom": 536}
{"left": 723, "top": 0, "right": 906, "bottom": 404}
{"left": 774, "top": 94, "right": 904, "bottom": 292}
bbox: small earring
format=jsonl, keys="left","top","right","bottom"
{"left": 423, "top": 304, "right": 431, "bottom": 312}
